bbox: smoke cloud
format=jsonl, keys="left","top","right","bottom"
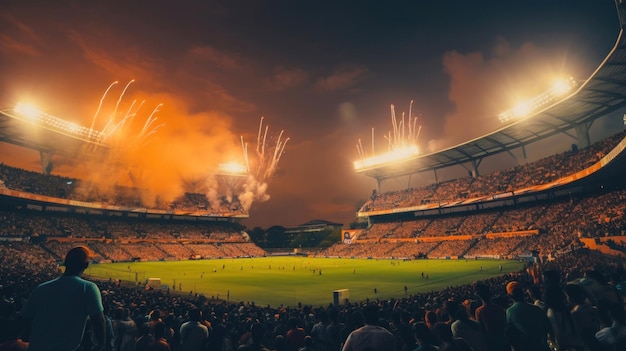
{"left": 427, "top": 37, "right": 575, "bottom": 152}
{"left": 44, "top": 82, "right": 287, "bottom": 213}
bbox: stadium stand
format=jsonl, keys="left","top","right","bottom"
{"left": 322, "top": 129, "right": 626, "bottom": 262}
{"left": 0, "top": 162, "right": 245, "bottom": 215}
{"left": 359, "top": 130, "right": 626, "bottom": 214}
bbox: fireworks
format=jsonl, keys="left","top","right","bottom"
{"left": 236, "top": 117, "right": 289, "bottom": 210}
{"left": 354, "top": 101, "right": 422, "bottom": 170}
{"left": 7, "top": 79, "right": 291, "bottom": 216}
{"left": 88, "top": 80, "right": 164, "bottom": 151}
{"left": 69, "top": 80, "right": 166, "bottom": 210}
{"left": 83, "top": 82, "right": 289, "bottom": 215}
{"left": 240, "top": 116, "right": 289, "bottom": 183}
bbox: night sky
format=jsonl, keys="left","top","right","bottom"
{"left": 0, "top": 0, "right": 622, "bottom": 228}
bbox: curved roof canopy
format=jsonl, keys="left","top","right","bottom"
{"left": 357, "top": 7, "right": 626, "bottom": 181}
{"left": 0, "top": 109, "right": 111, "bottom": 159}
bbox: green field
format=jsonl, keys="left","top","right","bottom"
{"left": 85, "top": 257, "right": 524, "bottom": 307}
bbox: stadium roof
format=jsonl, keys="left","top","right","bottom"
{"left": 357, "top": 15, "right": 626, "bottom": 181}
{"left": 0, "top": 109, "right": 110, "bottom": 159}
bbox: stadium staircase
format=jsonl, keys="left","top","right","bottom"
{"left": 460, "top": 238, "right": 480, "bottom": 257}
{"left": 38, "top": 243, "right": 63, "bottom": 261}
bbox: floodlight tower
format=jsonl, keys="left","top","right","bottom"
{"left": 498, "top": 77, "right": 577, "bottom": 124}
{"left": 498, "top": 77, "right": 595, "bottom": 149}
{"left": 0, "top": 103, "right": 110, "bottom": 174}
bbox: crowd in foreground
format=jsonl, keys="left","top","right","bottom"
{"left": 1, "top": 246, "right": 625, "bottom": 351}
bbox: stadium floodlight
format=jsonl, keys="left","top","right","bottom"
{"left": 354, "top": 101, "right": 423, "bottom": 172}
{"left": 11, "top": 102, "right": 106, "bottom": 142}
{"left": 14, "top": 103, "right": 43, "bottom": 121}
{"left": 353, "top": 145, "right": 419, "bottom": 171}
{"left": 218, "top": 162, "right": 248, "bottom": 176}
{"left": 498, "top": 77, "right": 577, "bottom": 123}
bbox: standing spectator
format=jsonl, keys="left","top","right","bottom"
{"left": 137, "top": 322, "right": 171, "bottom": 351}
{"left": 310, "top": 310, "right": 332, "bottom": 351}
{"left": 206, "top": 320, "right": 233, "bottom": 351}
{"left": 542, "top": 270, "right": 583, "bottom": 351}
{"left": 565, "top": 283, "right": 603, "bottom": 351}
{"left": 504, "top": 281, "right": 551, "bottom": 351}
{"left": 152, "top": 322, "right": 172, "bottom": 351}
{"left": 448, "top": 301, "right": 487, "bottom": 351}
{"left": 285, "top": 317, "right": 306, "bottom": 351}
{"left": 389, "top": 310, "right": 413, "bottom": 351}
{"left": 148, "top": 310, "right": 163, "bottom": 334}
{"left": 271, "top": 314, "right": 288, "bottom": 344}
{"left": 237, "top": 323, "right": 270, "bottom": 351}
{"left": 424, "top": 311, "right": 439, "bottom": 333}
{"left": 583, "top": 270, "right": 623, "bottom": 326}
{"left": 432, "top": 322, "right": 471, "bottom": 351}
{"left": 474, "top": 283, "right": 508, "bottom": 351}
{"left": 412, "top": 322, "right": 439, "bottom": 351}
{"left": 134, "top": 306, "right": 150, "bottom": 331}
{"left": 113, "top": 307, "right": 137, "bottom": 351}
{"left": 339, "top": 310, "right": 364, "bottom": 349}
{"left": 19, "top": 246, "right": 106, "bottom": 351}
{"left": 136, "top": 323, "right": 156, "bottom": 351}
{"left": 298, "top": 336, "right": 314, "bottom": 351}
{"left": 342, "top": 304, "right": 396, "bottom": 351}
{"left": 274, "top": 335, "right": 288, "bottom": 351}
{"left": 94, "top": 306, "right": 115, "bottom": 351}
{"left": 326, "top": 308, "right": 345, "bottom": 351}
{"left": 179, "top": 308, "right": 208, "bottom": 351}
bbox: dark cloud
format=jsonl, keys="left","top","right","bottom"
{"left": 314, "top": 65, "right": 369, "bottom": 92}
{"left": 188, "top": 45, "right": 244, "bottom": 71}
{"left": 266, "top": 67, "right": 309, "bottom": 91}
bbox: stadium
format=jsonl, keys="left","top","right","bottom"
{"left": 2, "top": 3, "right": 626, "bottom": 351}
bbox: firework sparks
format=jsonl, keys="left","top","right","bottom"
{"left": 244, "top": 116, "right": 290, "bottom": 183}
{"left": 237, "top": 117, "right": 289, "bottom": 210}
{"left": 354, "top": 100, "right": 422, "bottom": 170}
{"left": 71, "top": 80, "right": 167, "bottom": 210}
{"left": 88, "top": 80, "right": 165, "bottom": 152}
{"left": 89, "top": 81, "right": 118, "bottom": 132}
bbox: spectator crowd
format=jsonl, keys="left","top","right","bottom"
{"left": 1, "top": 245, "right": 625, "bottom": 351}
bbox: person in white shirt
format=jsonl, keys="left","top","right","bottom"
{"left": 179, "top": 307, "right": 209, "bottom": 351}
{"left": 341, "top": 304, "right": 396, "bottom": 351}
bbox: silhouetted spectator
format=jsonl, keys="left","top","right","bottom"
{"left": 342, "top": 304, "right": 396, "bottom": 351}
{"left": 20, "top": 246, "right": 106, "bottom": 351}
{"left": 504, "top": 281, "right": 550, "bottom": 351}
